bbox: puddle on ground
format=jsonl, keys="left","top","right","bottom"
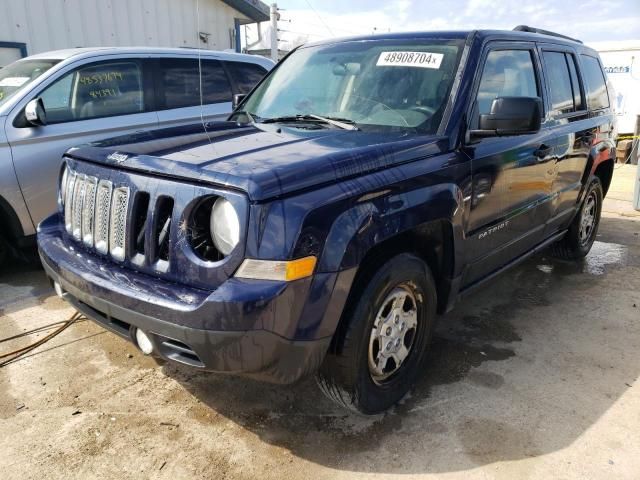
{"left": 536, "top": 264, "right": 554, "bottom": 274}
{"left": 418, "top": 337, "right": 514, "bottom": 388}
{"left": 580, "top": 241, "right": 628, "bottom": 275}
{"left": 536, "top": 241, "right": 629, "bottom": 277}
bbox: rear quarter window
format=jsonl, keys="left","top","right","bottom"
{"left": 158, "top": 58, "right": 232, "bottom": 109}
{"left": 224, "top": 61, "right": 267, "bottom": 94}
{"left": 580, "top": 55, "right": 609, "bottom": 110}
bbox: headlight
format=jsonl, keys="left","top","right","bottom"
{"left": 210, "top": 197, "right": 240, "bottom": 255}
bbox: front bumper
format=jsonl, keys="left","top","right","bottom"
{"left": 38, "top": 216, "right": 336, "bottom": 384}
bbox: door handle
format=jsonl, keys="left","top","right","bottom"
{"left": 533, "top": 144, "right": 553, "bottom": 159}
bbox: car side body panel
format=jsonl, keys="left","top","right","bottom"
{"left": 0, "top": 115, "right": 34, "bottom": 238}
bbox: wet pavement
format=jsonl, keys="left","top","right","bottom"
{"left": 0, "top": 167, "right": 639, "bottom": 479}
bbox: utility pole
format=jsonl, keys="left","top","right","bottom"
{"left": 634, "top": 115, "right": 640, "bottom": 211}
{"left": 634, "top": 162, "right": 640, "bottom": 211}
{"left": 270, "top": 3, "right": 278, "bottom": 62}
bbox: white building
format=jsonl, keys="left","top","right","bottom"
{"left": 0, "top": 0, "right": 269, "bottom": 67}
{"left": 590, "top": 40, "right": 640, "bottom": 135}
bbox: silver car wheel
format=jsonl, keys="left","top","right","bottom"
{"left": 579, "top": 191, "right": 597, "bottom": 246}
{"left": 368, "top": 285, "right": 419, "bottom": 384}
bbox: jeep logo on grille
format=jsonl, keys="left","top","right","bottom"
{"left": 107, "top": 152, "right": 129, "bottom": 164}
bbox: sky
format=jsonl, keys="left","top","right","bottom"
{"left": 244, "top": 0, "right": 640, "bottom": 50}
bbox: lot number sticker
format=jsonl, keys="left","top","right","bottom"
{"left": 377, "top": 51, "right": 443, "bottom": 69}
{"left": 0, "top": 77, "right": 30, "bottom": 87}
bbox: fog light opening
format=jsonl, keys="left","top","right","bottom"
{"left": 135, "top": 328, "right": 154, "bottom": 355}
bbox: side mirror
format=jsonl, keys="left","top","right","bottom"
{"left": 25, "top": 98, "right": 47, "bottom": 126}
{"left": 232, "top": 93, "right": 247, "bottom": 109}
{"left": 471, "top": 96, "right": 541, "bottom": 138}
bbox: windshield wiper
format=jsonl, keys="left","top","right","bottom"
{"left": 261, "top": 114, "right": 359, "bottom": 131}
{"left": 307, "top": 114, "right": 359, "bottom": 130}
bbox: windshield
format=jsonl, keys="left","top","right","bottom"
{"left": 0, "top": 59, "right": 60, "bottom": 108}
{"left": 241, "top": 39, "right": 464, "bottom": 134}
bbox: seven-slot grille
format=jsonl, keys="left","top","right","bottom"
{"left": 59, "top": 164, "right": 240, "bottom": 290}
{"left": 63, "top": 169, "right": 131, "bottom": 262}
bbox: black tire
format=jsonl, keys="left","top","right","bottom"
{"left": 550, "top": 175, "right": 603, "bottom": 260}
{"left": 316, "top": 253, "right": 437, "bottom": 414}
{"left": 0, "top": 234, "right": 8, "bottom": 270}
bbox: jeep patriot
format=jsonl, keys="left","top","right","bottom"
{"left": 38, "top": 27, "right": 616, "bottom": 413}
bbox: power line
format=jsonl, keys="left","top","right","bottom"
{"left": 303, "top": 0, "right": 334, "bottom": 36}
{"left": 278, "top": 28, "right": 325, "bottom": 38}
{"left": 279, "top": 19, "right": 368, "bottom": 36}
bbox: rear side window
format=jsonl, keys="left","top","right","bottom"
{"left": 566, "top": 55, "right": 583, "bottom": 110}
{"left": 542, "top": 51, "right": 583, "bottom": 114}
{"left": 39, "top": 61, "right": 144, "bottom": 124}
{"left": 580, "top": 55, "right": 609, "bottom": 110}
{"left": 158, "top": 58, "right": 232, "bottom": 109}
{"left": 476, "top": 49, "right": 539, "bottom": 116}
{"left": 224, "top": 61, "right": 267, "bottom": 94}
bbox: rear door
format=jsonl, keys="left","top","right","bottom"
{"left": 154, "top": 57, "right": 233, "bottom": 129}
{"left": 6, "top": 56, "right": 158, "bottom": 228}
{"left": 538, "top": 46, "right": 593, "bottom": 233}
{"left": 462, "top": 42, "right": 557, "bottom": 286}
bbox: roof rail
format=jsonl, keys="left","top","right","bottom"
{"left": 513, "top": 25, "right": 583, "bottom": 44}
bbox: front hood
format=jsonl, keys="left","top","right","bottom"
{"left": 66, "top": 122, "right": 448, "bottom": 201}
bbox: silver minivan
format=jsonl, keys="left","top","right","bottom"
{"left": 0, "top": 47, "right": 273, "bottom": 266}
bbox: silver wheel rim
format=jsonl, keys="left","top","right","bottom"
{"left": 368, "top": 285, "right": 419, "bottom": 384}
{"left": 579, "top": 191, "right": 597, "bottom": 246}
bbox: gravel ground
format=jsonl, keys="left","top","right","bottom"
{"left": 1, "top": 165, "right": 639, "bottom": 480}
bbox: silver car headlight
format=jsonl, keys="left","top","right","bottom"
{"left": 210, "top": 197, "right": 240, "bottom": 256}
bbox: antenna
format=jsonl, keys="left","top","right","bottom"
{"left": 196, "top": 0, "right": 213, "bottom": 143}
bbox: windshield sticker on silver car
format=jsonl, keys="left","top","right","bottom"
{"left": 0, "top": 77, "right": 30, "bottom": 87}
{"left": 377, "top": 52, "right": 443, "bottom": 69}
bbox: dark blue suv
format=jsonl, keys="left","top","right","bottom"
{"left": 38, "top": 27, "right": 616, "bottom": 413}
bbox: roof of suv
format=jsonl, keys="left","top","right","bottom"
{"left": 305, "top": 29, "right": 597, "bottom": 54}
{"left": 23, "top": 47, "right": 274, "bottom": 67}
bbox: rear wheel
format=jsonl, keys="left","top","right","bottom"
{"left": 550, "top": 176, "right": 603, "bottom": 260}
{"left": 316, "top": 253, "right": 437, "bottom": 414}
{"left": 0, "top": 234, "right": 8, "bottom": 270}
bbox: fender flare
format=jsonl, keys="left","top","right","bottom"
{"left": 317, "top": 182, "right": 465, "bottom": 273}
{"left": 577, "top": 137, "right": 616, "bottom": 204}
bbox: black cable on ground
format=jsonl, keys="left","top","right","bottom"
{"left": 0, "top": 311, "right": 84, "bottom": 368}
{"left": 0, "top": 317, "right": 86, "bottom": 344}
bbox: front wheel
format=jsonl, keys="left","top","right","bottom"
{"left": 316, "top": 253, "right": 437, "bottom": 414}
{"left": 550, "top": 176, "right": 603, "bottom": 260}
